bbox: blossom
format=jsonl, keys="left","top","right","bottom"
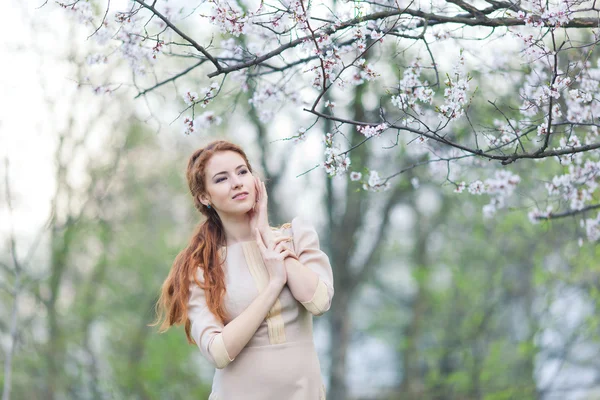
{"left": 454, "top": 181, "right": 466, "bottom": 193}
{"left": 209, "top": 0, "right": 250, "bottom": 37}
{"left": 439, "top": 53, "right": 470, "bottom": 121}
{"left": 391, "top": 59, "right": 434, "bottom": 111}
{"left": 323, "top": 134, "right": 350, "bottom": 176}
{"left": 369, "top": 30, "right": 383, "bottom": 41}
{"left": 183, "top": 116, "right": 196, "bottom": 135}
{"left": 350, "top": 171, "right": 362, "bottom": 181}
{"left": 294, "top": 128, "right": 307, "bottom": 143}
{"left": 357, "top": 123, "right": 388, "bottom": 138}
{"left": 362, "top": 170, "right": 391, "bottom": 192}
{"left": 183, "top": 90, "right": 199, "bottom": 106}
{"left": 584, "top": 214, "right": 600, "bottom": 241}
{"left": 468, "top": 180, "right": 485, "bottom": 195}
{"left": 528, "top": 206, "right": 553, "bottom": 224}
{"left": 195, "top": 111, "right": 223, "bottom": 129}
{"left": 86, "top": 54, "right": 108, "bottom": 65}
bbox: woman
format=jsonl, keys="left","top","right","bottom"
{"left": 154, "top": 140, "right": 334, "bottom": 399}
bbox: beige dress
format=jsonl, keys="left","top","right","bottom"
{"left": 187, "top": 217, "right": 334, "bottom": 400}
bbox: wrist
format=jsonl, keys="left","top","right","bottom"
{"left": 266, "top": 280, "right": 284, "bottom": 293}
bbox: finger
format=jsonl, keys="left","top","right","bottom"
{"left": 262, "top": 181, "right": 268, "bottom": 200}
{"left": 254, "top": 177, "right": 260, "bottom": 203}
{"left": 274, "top": 241, "right": 290, "bottom": 254}
{"left": 279, "top": 250, "right": 294, "bottom": 260}
{"left": 255, "top": 228, "right": 267, "bottom": 252}
{"left": 272, "top": 236, "right": 293, "bottom": 246}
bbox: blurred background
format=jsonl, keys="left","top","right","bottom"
{"left": 2, "top": 1, "right": 600, "bottom": 400}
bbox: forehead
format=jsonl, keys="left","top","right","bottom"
{"left": 205, "top": 150, "right": 247, "bottom": 174}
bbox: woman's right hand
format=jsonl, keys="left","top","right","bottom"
{"left": 255, "top": 228, "right": 293, "bottom": 288}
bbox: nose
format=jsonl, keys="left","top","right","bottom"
{"left": 230, "top": 174, "right": 243, "bottom": 189}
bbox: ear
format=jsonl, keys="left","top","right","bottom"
{"left": 198, "top": 193, "right": 211, "bottom": 206}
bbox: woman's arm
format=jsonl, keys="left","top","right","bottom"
{"left": 284, "top": 257, "right": 319, "bottom": 302}
{"left": 283, "top": 217, "right": 334, "bottom": 316}
{"left": 220, "top": 281, "right": 283, "bottom": 360}
{"left": 188, "top": 275, "right": 284, "bottom": 369}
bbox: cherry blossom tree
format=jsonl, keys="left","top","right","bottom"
{"left": 50, "top": 0, "right": 600, "bottom": 241}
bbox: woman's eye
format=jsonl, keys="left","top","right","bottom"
{"left": 216, "top": 177, "right": 226, "bottom": 183}
{"left": 240, "top": 170, "right": 248, "bottom": 175}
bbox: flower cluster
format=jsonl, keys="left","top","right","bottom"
{"left": 182, "top": 111, "right": 223, "bottom": 135}
{"left": 358, "top": 58, "right": 379, "bottom": 82}
{"left": 289, "top": 0, "right": 310, "bottom": 31}
{"left": 294, "top": 127, "right": 308, "bottom": 143}
{"left": 488, "top": 119, "right": 522, "bottom": 147}
{"left": 209, "top": 0, "right": 250, "bottom": 36}
{"left": 566, "top": 61, "right": 600, "bottom": 125}
{"left": 219, "top": 38, "right": 244, "bottom": 58}
{"left": 92, "top": 85, "right": 113, "bottom": 95}
{"left": 583, "top": 214, "right": 600, "bottom": 242}
{"left": 516, "top": 0, "right": 573, "bottom": 28}
{"left": 392, "top": 59, "right": 434, "bottom": 107}
{"left": 514, "top": 32, "right": 549, "bottom": 62}
{"left": 546, "top": 158, "right": 600, "bottom": 210}
{"left": 458, "top": 171, "right": 521, "bottom": 218}
{"left": 248, "top": 84, "right": 285, "bottom": 123}
{"left": 357, "top": 123, "right": 388, "bottom": 138}
{"left": 438, "top": 53, "right": 470, "bottom": 121}
{"left": 527, "top": 206, "right": 553, "bottom": 224}
{"left": 519, "top": 68, "right": 571, "bottom": 119}
{"left": 59, "top": 1, "right": 94, "bottom": 24}
{"left": 86, "top": 54, "right": 108, "bottom": 65}
{"left": 182, "top": 82, "right": 220, "bottom": 108}
{"left": 323, "top": 133, "right": 351, "bottom": 176}
{"left": 362, "top": 170, "right": 391, "bottom": 192}
{"left": 352, "top": 26, "right": 367, "bottom": 54}
{"left": 310, "top": 43, "right": 343, "bottom": 87}
{"left": 115, "top": 15, "right": 161, "bottom": 75}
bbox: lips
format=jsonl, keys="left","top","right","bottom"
{"left": 232, "top": 192, "right": 249, "bottom": 200}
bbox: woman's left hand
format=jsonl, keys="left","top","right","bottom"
{"left": 248, "top": 175, "right": 273, "bottom": 244}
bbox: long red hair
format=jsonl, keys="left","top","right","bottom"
{"left": 152, "top": 140, "right": 253, "bottom": 344}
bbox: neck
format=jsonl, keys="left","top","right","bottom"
{"left": 216, "top": 212, "right": 255, "bottom": 245}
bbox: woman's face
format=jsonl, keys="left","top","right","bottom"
{"left": 200, "top": 150, "right": 256, "bottom": 216}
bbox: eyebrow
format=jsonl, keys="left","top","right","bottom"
{"left": 212, "top": 164, "right": 247, "bottom": 180}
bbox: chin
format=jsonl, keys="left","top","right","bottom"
{"left": 224, "top": 202, "right": 254, "bottom": 216}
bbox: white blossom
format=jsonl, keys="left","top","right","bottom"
{"left": 357, "top": 123, "right": 388, "bottom": 138}
{"left": 362, "top": 170, "right": 391, "bottom": 192}
{"left": 528, "top": 206, "right": 553, "bottom": 224}
{"left": 468, "top": 180, "right": 485, "bottom": 195}
{"left": 323, "top": 133, "right": 350, "bottom": 176}
{"left": 183, "top": 90, "right": 199, "bottom": 106}
{"left": 454, "top": 181, "right": 466, "bottom": 193}
{"left": 350, "top": 171, "right": 362, "bottom": 181}
{"left": 439, "top": 53, "right": 470, "bottom": 121}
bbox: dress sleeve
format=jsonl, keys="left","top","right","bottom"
{"left": 290, "top": 216, "right": 334, "bottom": 316}
{"left": 187, "top": 269, "right": 234, "bottom": 369}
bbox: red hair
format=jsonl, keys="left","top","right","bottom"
{"left": 152, "top": 140, "right": 253, "bottom": 344}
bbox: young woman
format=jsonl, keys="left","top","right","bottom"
{"left": 154, "top": 140, "right": 334, "bottom": 399}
